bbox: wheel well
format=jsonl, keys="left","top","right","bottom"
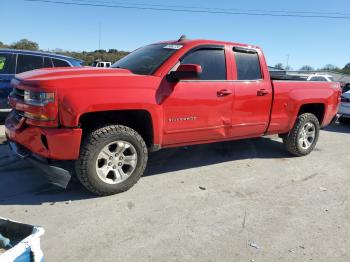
{"left": 298, "top": 103, "right": 325, "bottom": 124}
{"left": 79, "top": 110, "right": 154, "bottom": 147}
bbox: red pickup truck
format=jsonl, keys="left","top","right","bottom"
{"left": 5, "top": 38, "right": 341, "bottom": 195}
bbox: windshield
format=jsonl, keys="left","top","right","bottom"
{"left": 112, "top": 44, "right": 181, "bottom": 75}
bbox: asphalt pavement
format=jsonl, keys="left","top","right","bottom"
{"left": 0, "top": 123, "right": 349, "bottom": 262}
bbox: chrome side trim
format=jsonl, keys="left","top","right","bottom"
{"left": 164, "top": 124, "right": 229, "bottom": 134}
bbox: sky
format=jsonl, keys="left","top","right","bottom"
{"left": 1, "top": 0, "right": 350, "bottom": 69}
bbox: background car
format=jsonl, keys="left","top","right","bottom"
{"left": 342, "top": 83, "right": 350, "bottom": 93}
{"left": 0, "top": 49, "right": 83, "bottom": 113}
{"left": 91, "top": 60, "right": 112, "bottom": 67}
{"left": 307, "top": 74, "right": 334, "bottom": 82}
{"left": 338, "top": 90, "right": 350, "bottom": 122}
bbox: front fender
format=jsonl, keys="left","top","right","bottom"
{"left": 58, "top": 87, "right": 163, "bottom": 145}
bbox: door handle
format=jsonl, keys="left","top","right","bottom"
{"left": 217, "top": 89, "right": 232, "bottom": 97}
{"left": 257, "top": 89, "right": 269, "bottom": 96}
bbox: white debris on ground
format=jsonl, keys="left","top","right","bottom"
{"left": 0, "top": 125, "right": 5, "bottom": 144}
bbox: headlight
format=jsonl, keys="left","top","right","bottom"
{"left": 24, "top": 90, "right": 55, "bottom": 106}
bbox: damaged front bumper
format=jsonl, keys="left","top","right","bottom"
{"left": 4, "top": 110, "right": 82, "bottom": 188}
{"left": 7, "top": 140, "right": 73, "bottom": 188}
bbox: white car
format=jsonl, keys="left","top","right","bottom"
{"left": 339, "top": 91, "right": 350, "bottom": 119}
{"left": 307, "top": 74, "right": 334, "bottom": 82}
{"left": 92, "top": 61, "right": 112, "bottom": 68}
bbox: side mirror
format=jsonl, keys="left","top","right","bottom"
{"left": 169, "top": 64, "right": 202, "bottom": 81}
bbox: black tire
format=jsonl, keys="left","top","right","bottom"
{"left": 283, "top": 113, "right": 320, "bottom": 156}
{"left": 75, "top": 125, "right": 148, "bottom": 196}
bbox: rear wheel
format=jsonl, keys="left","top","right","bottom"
{"left": 76, "top": 125, "right": 148, "bottom": 196}
{"left": 283, "top": 113, "right": 320, "bottom": 156}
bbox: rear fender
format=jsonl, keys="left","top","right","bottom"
{"left": 287, "top": 88, "right": 332, "bottom": 130}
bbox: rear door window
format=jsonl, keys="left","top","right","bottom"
{"left": 16, "top": 54, "right": 43, "bottom": 74}
{"left": 44, "top": 57, "right": 53, "bottom": 68}
{"left": 0, "top": 53, "right": 15, "bottom": 74}
{"left": 181, "top": 48, "right": 226, "bottom": 80}
{"left": 233, "top": 49, "right": 262, "bottom": 80}
{"left": 52, "top": 58, "right": 70, "bottom": 67}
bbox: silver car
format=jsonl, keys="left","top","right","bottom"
{"left": 339, "top": 91, "right": 350, "bottom": 119}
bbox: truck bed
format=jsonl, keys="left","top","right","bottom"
{"left": 269, "top": 70, "right": 308, "bottom": 81}
{"left": 267, "top": 80, "right": 340, "bottom": 135}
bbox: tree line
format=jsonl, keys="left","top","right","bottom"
{"left": 274, "top": 62, "right": 350, "bottom": 74}
{"left": 0, "top": 39, "right": 129, "bottom": 66}
{"left": 1, "top": 39, "right": 350, "bottom": 74}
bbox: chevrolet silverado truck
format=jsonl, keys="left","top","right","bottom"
{"left": 5, "top": 38, "right": 341, "bottom": 196}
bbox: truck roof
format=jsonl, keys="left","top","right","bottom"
{"left": 157, "top": 39, "right": 261, "bottom": 50}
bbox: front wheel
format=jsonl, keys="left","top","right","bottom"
{"left": 283, "top": 113, "right": 320, "bottom": 156}
{"left": 76, "top": 125, "right": 148, "bottom": 196}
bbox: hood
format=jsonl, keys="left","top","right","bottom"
{"left": 15, "top": 67, "right": 135, "bottom": 82}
